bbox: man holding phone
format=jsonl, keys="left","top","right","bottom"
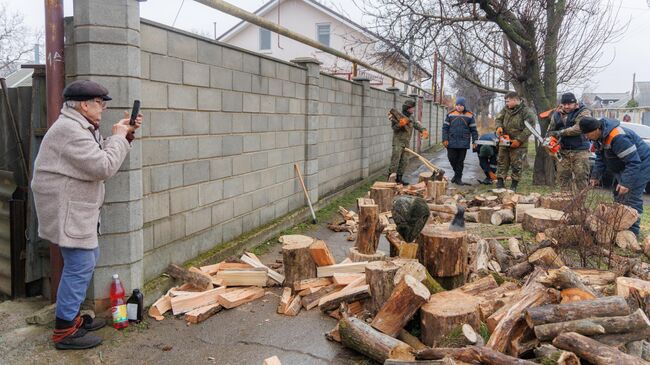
{"left": 31, "top": 80, "right": 143, "bottom": 349}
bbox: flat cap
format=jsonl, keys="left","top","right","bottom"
{"left": 63, "top": 80, "right": 112, "bottom": 101}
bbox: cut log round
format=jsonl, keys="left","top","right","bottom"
{"left": 348, "top": 247, "right": 386, "bottom": 262}
{"left": 418, "top": 225, "right": 468, "bottom": 290}
{"left": 339, "top": 316, "right": 415, "bottom": 363}
{"left": 356, "top": 201, "right": 381, "bottom": 254}
{"left": 524, "top": 296, "right": 631, "bottom": 327}
{"left": 593, "top": 203, "right": 639, "bottom": 232}
{"left": 365, "top": 261, "right": 400, "bottom": 314}
{"left": 538, "top": 194, "right": 573, "bottom": 212}
{"left": 515, "top": 203, "right": 535, "bottom": 223}
{"left": 478, "top": 207, "right": 500, "bottom": 224}
{"left": 430, "top": 181, "right": 447, "bottom": 204}
{"left": 553, "top": 332, "right": 647, "bottom": 365}
{"left": 370, "top": 187, "right": 395, "bottom": 214}
{"left": 281, "top": 236, "right": 317, "bottom": 286}
{"left": 616, "top": 276, "right": 650, "bottom": 299}
{"left": 617, "top": 230, "right": 642, "bottom": 251}
{"left": 522, "top": 208, "right": 565, "bottom": 233}
{"left": 539, "top": 266, "right": 600, "bottom": 298}
{"left": 490, "top": 209, "right": 514, "bottom": 226}
{"left": 419, "top": 171, "right": 434, "bottom": 183}
{"left": 528, "top": 247, "right": 564, "bottom": 269}
{"left": 393, "top": 260, "right": 445, "bottom": 295}
{"left": 507, "top": 238, "right": 524, "bottom": 259}
{"left": 544, "top": 225, "right": 583, "bottom": 245}
{"left": 371, "top": 275, "right": 430, "bottom": 337}
{"left": 457, "top": 275, "right": 498, "bottom": 296}
{"left": 420, "top": 291, "right": 481, "bottom": 347}
{"left": 506, "top": 261, "right": 533, "bottom": 280}
{"left": 416, "top": 346, "right": 537, "bottom": 365}
{"left": 534, "top": 308, "right": 650, "bottom": 341}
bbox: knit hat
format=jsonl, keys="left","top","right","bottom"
{"left": 560, "top": 92, "right": 577, "bottom": 104}
{"left": 403, "top": 99, "right": 416, "bottom": 108}
{"left": 455, "top": 97, "right": 466, "bottom": 107}
{"left": 579, "top": 117, "right": 602, "bottom": 133}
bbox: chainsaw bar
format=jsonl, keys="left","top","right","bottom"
{"left": 524, "top": 121, "right": 562, "bottom": 162}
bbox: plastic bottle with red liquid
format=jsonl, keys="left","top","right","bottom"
{"left": 110, "top": 274, "right": 129, "bottom": 329}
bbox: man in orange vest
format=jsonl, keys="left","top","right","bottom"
{"left": 442, "top": 97, "right": 478, "bottom": 185}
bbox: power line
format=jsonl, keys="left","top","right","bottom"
{"left": 172, "top": 0, "right": 186, "bottom": 27}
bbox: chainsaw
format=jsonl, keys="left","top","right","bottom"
{"left": 524, "top": 121, "right": 562, "bottom": 162}
{"left": 475, "top": 136, "right": 511, "bottom": 147}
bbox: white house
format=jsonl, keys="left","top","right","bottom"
{"left": 217, "top": 0, "right": 430, "bottom": 90}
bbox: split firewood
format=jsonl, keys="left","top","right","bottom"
{"left": 522, "top": 208, "right": 565, "bottom": 233}
{"left": 386, "top": 230, "right": 406, "bottom": 257}
{"left": 318, "top": 284, "right": 370, "bottom": 312}
{"left": 284, "top": 294, "right": 302, "bottom": 316}
{"left": 416, "top": 346, "right": 537, "bottom": 365}
{"left": 420, "top": 291, "right": 481, "bottom": 347}
{"left": 308, "top": 239, "right": 336, "bottom": 266}
{"left": 263, "top": 356, "right": 282, "bottom": 365}
{"left": 281, "top": 235, "right": 317, "bottom": 286}
{"left": 365, "top": 260, "right": 400, "bottom": 314}
{"left": 524, "top": 296, "right": 631, "bottom": 327}
{"left": 456, "top": 275, "right": 498, "bottom": 296}
{"left": 472, "top": 239, "right": 490, "bottom": 273}
{"left": 478, "top": 206, "right": 500, "bottom": 224}
{"left": 418, "top": 226, "right": 468, "bottom": 290}
{"left": 617, "top": 230, "right": 642, "bottom": 252}
{"left": 490, "top": 209, "right": 514, "bottom": 226}
{"left": 371, "top": 275, "right": 430, "bottom": 337}
{"left": 339, "top": 316, "right": 415, "bottom": 363}
{"left": 488, "top": 239, "right": 511, "bottom": 271}
{"left": 533, "top": 308, "right": 650, "bottom": 341}
{"left": 507, "top": 238, "right": 524, "bottom": 259}
{"left": 297, "top": 286, "right": 322, "bottom": 296}
{"left": 215, "top": 269, "right": 268, "bottom": 287}
{"left": 325, "top": 323, "right": 341, "bottom": 343}
{"left": 538, "top": 193, "right": 573, "bottom": 212}
{"left": 560, "top": 288, "right": 596, "bottom": 303}
{"left": 218, "top": 287, "right": 265, "bottom": 309}
{"left": 527, "top": 247, "right": 564, "bottom": 269}
{"left": 278, "top": 287, "right": 292, "bottom": 314}
{"left": 505, "top": 261, "right": 533, "bottom": 280}
{"left": 553, "top": 332, "right": 647, "bottom": 365}
{"left": 476, "top": 282, "right": 520, "bottom": 320}
{"left": 573, "top": 268, "right": 617, "bottom": 287}
{"left": 148, "top": 293, "right": 172, "bottom": 320}
{"left": 293, "top": 277, "right": 332, "bottom": 291}
{"left": 393, "top": 260, "right": 445, "bottom": 295}
{"left": 166, "top": 264, "right": 212, "bottom": 291}
{"left": 399, "top": 242, "right": 418, "bottom": 259}
{"left": 428, "top": 180, "right": 448, "bottom": 204}
{"left": 301, "top": 284, "right": 339, "bottom": 310}
{"left": 397, "top": 329, "right": 428, "bottom": 351}
{"left": 184, "top": 303, "right": 222, "bottom": 324}
{"left": 370, "top": 187, "right": 395, "bottom": 213}
{"left": 356, "top": 198, "right": 382, "bottom": 255}
{"left": 492, "top": 188, "right": 516, "bottom": 204}
{"left": 592, "top": 203, "right": 639, "bottom": 231}
{"left": 332, "top": 273, "right": 364, "bottom": 286}
{"left": 317, "top": 261, "right": 368, "bottom": 277}
{"left": 171, "top": 287, "right": 226, "bottom": 315}
{"left": 539, "top": 266, "right": 599, "bottom": 298}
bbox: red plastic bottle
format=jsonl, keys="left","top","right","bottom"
{"left": 110, "top": 274, "right": 129, "bottom": 329}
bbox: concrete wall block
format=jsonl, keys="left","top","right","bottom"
{"left": 276, "top": 64, "right": 291, "bottom": 80}
{"left": 275, "top": 197, "right": 289, "bottom": 218}
{"left": 223, "top": 176, "right": 244, "bottom": 199}
{"left": 251, "top": 115, "right": 269, "bottom": 132}
{"left": 210, "top": 112, "right": 233, "bottom": 134}
{"left": 267, "top": 150, "right": 283, "bottom": 167}
{"left": 242, "top": 211, "right": 260, "bottom": 232}
{"left": 143, "top": 191, "right": 169, "bottom": 223}
{"left": 104, "top": 169, "right": 142, "bottom": 203}
{"left": 143, "top": 246, "right": 170, "bottom": 282}
{"left": 150, "top": 164, "right": 183, "bottom": 192}
{"left": 260, "top": 95, "right": 275, "bottom": 113}
{"left": 196, "top": 225, "right": 223, "bottom": 255}
{"left": 167, "top": 31, "right": 197, "bottom": 61}
{"left": 101, "top": 200, "right": 143, "bottom": 234}
{"left": 251, "top": 75, "right": 269, "bottom": 94}
{"left": 260, "top": 132, "right": 276, "bottom": 150}
{"left": 142, "top": 139, "right": 169, "bottom": 166}
{"left": 234, "top": 194, "right": 253, "bottom": 217}
{"left": 260, "top": 205, "right": 275, "bottom": 225}
{"left": 97, "top": 230, "right": 143, "bottom": 266}
{"left": 197, "top": 40, "right": 222, "bottom": 66}
{"left": 267, "top": 115, "right": 282, "bottom": 131}
{"left": 222, "top": 91, "right": 243, "bottom": 112}
{"left": 198, "top": 89, "right": 222, "bottom": 111}
{"left": 210, "top": 67, "right": 233, "bottom": 90}
{"left": 185, "top": 206, "right": 212, "bottom": 235}
{"left": 242, "top": 93, "right": 261, "bottom": 113}
{"left": 183, "top": 61, "right": 210, "bottom": 87}
{"left": 306, "top": 129, "right": 318, "bottom": 145}
{"left": 252, "top": 188, "right": 269, "bottom": 209}
{"left": 199, "top": 180, "right": 223, "bottom": 206}
{"left": 232, "top": 71, "right": 252, "bottom": 93}
{"left": 75, "top": 44, "right": 139, "bottom": 77}
{"left": 289, "top": 67, "right": 305, "bottom": 83}
{"left": 282, "top": 80, "right": 296, "bottom": 98}
{"left": 243, "top": 171, "right": 262, "bottom": 193}
{"left": 289, "top": 99, "right": 302, "bottom": 114}
{"left": 168, "top": 85, "right": 197, "bottom": 110}
{"left": 169, "top": 137, "right": 198, "bottom": 162}
{"left": 305, "top": 159, "right": 318, "bottom": 175}
{"left": 170, "top": 186, "right": 199, "bottom": 214}
{"left": 232, "top": 154, "right": 252, "bottom": 175}
{"left": 275, "top": 132, "right": 289, "bottom": 148}
{"left": 210, "top": 157, "right": 232, "bottom": 180}
{"left": 232, "top": 114, "right": 252, "bottom": 133}
{"left": 142, "top": 166, "right": 151, "bottom": 195}
{"left": 243, "top": 134, "right": 261, "bottom": 153}
{"left": 141, "top": 24, "right": 168, "bottom": 55}
{"left": 183, "top": 160, "right": 210, "bottom": 185}
{"left": 152, "top": 218, "right": 171, "bottom": 248}
{"left": 250, "top": 152, "right": 268, "bottom": 171}
{"left": 212, "top": 200, "right": 234, "bottom": 225}
{"left": 222, "top": 47, "right": 243, "bottom": 70}
{"left": 141, "top": 52, "right": 150, "bottom": 80}
{"left": 295, "top": 83, "right": 306, "bottom": 99}
{"left": 260, "top": 168, "right": 276, "bottom": 186}
{"left": 268, "top": 78, "right": 283, "bottom": 96}
{"left": 143, "top": 224, "right": 153, "bottom": 252}
{"left": 222, "top": 217, "right": 243, "bottom": 242}
{"left": 150, "top": 55, "right": 182, "bottom": 84}
{"left": 198, "top": 136, "right": 222, "bottom": 158}
{"left": 242, "top": 53, "right": 260, "bottom": 74}
{"left": 149, "top": 111, "right": 182, "bottom": 136}
{"left": 222, "top": 135, "right": 243, "bottom": 156}
{"left": 276, "top": 98, "right": 289, "bottom": 113}
{"left": 90, "top": 261, "right": 143, "bottom": 304}
{"left": 289, "top": 131, "right": 303, "bottom": 146}
{"left": 141, "top": 80, "right": 168, "bottom": 109}
{"left": 182, "top": 111, "right": 210, "bottom": 135}
{"left": 261, "top": 58, "right": 276, "bottom": 77}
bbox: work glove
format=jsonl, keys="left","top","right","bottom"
{"left": 443, "top": 140, "right": 449, "bottom": 148}
{"left": 510, "top": 140, "right": 521, "bottom": 149}
{"left": 421, "top": 130, "right": 429, "bottom": 139}
{"left": 496, "top": 127, "right": 503, "bottom": 136}
{"left": 547, "top": 130, "right": 561, "bottom": 138}
{"left": 399, "top": 118, "right": 409, "bottom": 127}
{"left": 472, "top": 143, "right": 477, "bottom": 151}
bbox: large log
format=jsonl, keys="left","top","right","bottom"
{"left": 372, "top": 275, "right": 430, "bottom": 337}
{"left": 527, "top": 247, "right": 564, "bottom": 269}
{"left": 420, "top": 291, "right": 481, "bottom": 347}
{"left": 393, "top": 260, "right": 445, "bottom": 295}
{"left": 505, "top": 261, "right": 533, "bottom": 280}
{"left": 319, "top": 284, "right": 370, "bottom": 312}
{"left": 456, "top": 275, "right": 499, "bottom": 296}
{"left": 339, "top": 316, "right": 415, "bottom": 363}
{"left": 593, "top": 203, "right": 640, "bottom": 231}
{"left": 491, "top": 209, "right": 514, "bottom": 226}
{"left": 416, "top": 346, "right": 537, "bottom": 365}
{"left": 538, "top": 194, "right": 574, "bottom": 212}
{"left": 488, "top": 239, "right": 511, "bottom": 271}
{"left": 573, "top": 268, "right": 617, "bottom": 287}
{"left": 534, "top": 308, "right": 650, "bottom": 341}
{"left": 507, "top": 238, "right": 524, "bottom": 259}
{"left": 365, "top": 260, "right": 400, "bottom": 314}
{"left": 617, "top": 277, "right": 650, "bottom": 299}
{"left": 515, "top": 203, "right": 535, "bottom": 223}
{"left": 281, "top": 236, "right": 317, "bottom": 286}
{"left": 592, "top": 327, "right": 650, "bottom": 347}
{"left": 418, "top": 226, "right": 468, "bottom": 289}
{"left": 522, "top": 208, "right": 565, "bottom": 233}
{"left": 478, "top": 207, "right": 500, "bottom": 224}
{"left": 166, "top": 264, "right": 212, "bottom": 291}
{"left": 356, "top": 199, "right": 381, "bottom": 254}
{"left": 524, "top": 296, "right": 631, "bottom": 327}
{"left": 370, "top": 187, "right": 395, "bottom": 214}
{"left": 539, "top": 266, "right": 600, "bottom": 298}
{"left": 553, "top": 332, "right": 647, "bottom": 365}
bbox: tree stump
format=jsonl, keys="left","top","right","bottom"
{"left": 371, "top": 275, "right": 430, "bottom": 337}
{"left": 538, "top": 193, "right": 574, "bottom": 212}
{"left": 348, "top": 247, "right": 386, "bottom": 262}
{"left": 515, "top": 203, "right": 535, "bottom": 223}
{"left": 478, "top": 207, "right": 500, "bottom": 224}
{"left": 490, "top": 209, "right": 514, "bottom": 226}
{"left": 365, "top": 261, "right": 400, "bottom": 314}
{"left": 419, "top": 171, "right": 433, "bottom": 184}
{"left": 593, "top": 203, "right": 639, "bottom": 231}
{"left": 356, "top": 199, "right": 381, "bottom": 254}
{"left": 522, "top": 208, "right": 565, "bottom": 233}
{"left": 281, "top": 235, "right": 317, "bottom": 286}
{"left": 339, "top": 316, "right": 415, "bottom": 363}
{"left": 617, "top": 230, "right": 642, "bottom": 251}
{"left": 429, "top": 180, "right": 447, "bottom": 204}
{"left": 370, "top": 187, "right": 395, "bottom": 214}
{"left": 420, "top": 291, "right": 481, "bottom": 347}
{"left": 418, "top": 226, "right": 468, "bottom": 289}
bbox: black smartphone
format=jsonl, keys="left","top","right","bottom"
{"left": 129, "top": 100, "right": 141, "bottom": 126}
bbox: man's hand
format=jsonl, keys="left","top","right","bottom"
{"left": 510, "top": 140, "right": 521, "bottom": 149}
{"left": 548, "top": 130, "right": 561, "bottom": 138}
{"left": 589, "top": 178, "right": 600, "bottom": 187}
{"left": 472, "top": 143, "right": 477, "bottom": 150}
{"left": 496, "top": 127, "right": 503, "bottom": 136}
{"left": 421, "top": 130, "right": 429, "bottom": 139}
{"left": 443, "top": 140, "right": 449, "bottom": 148}
{"left": 616, "top": 184, "right": 630, "bottom": 195}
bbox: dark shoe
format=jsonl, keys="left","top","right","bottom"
{"left": 80, "top": 314, "right": 106, "bottom": 332}
{"left": 496, "top": 178, "right": 505, "bottom": 189}
{"left": 479, "top": 178, "right": 492, "bottom": 185}
{"left": 397, "top": 175, "right": 409, "bottom": 186}
{"left": 510, "top": 180, "right": 519, "bottom": 192}
{"left": 53, "top": 317, "right": 102, "bottom": 350}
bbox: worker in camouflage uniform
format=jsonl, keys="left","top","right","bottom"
{"left": 546, "top": 92, "right": 592, "bottom": 191}
{"left": 495, "top": 91, "right": 537, "bottom": 192}
{"left": 388, "top": 99, "right": 429, "bottom": 185}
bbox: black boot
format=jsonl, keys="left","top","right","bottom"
{"left": 510, "top": 180, "right": 519, "bottom": 192}
{"left": 496, "top": 178, "right": 505, "bottom": 189}
{"left": 397, "top": 175, "right": 409, "bottom": 186}
{"left": 53, "top": 317, "right": 102, "bottom": 350}
{"left": 80, "top": 314, "right": 106, "bottom": 331}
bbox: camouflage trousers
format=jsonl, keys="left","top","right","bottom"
{"left": 496, "top": 146, "right": 527, "bottom": 181}
{"left": 389, "top": 144, "right": 408, "bottom": 175}
{"left": 556, "top": 149, "right": 591, "bottom": 192}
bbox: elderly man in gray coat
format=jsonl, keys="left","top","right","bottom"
{"left": 31, "top": 80, "right": 142, "bottom": 350}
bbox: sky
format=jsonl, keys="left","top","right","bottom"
{"left": 6, "top": 0, "right": 650, "bottom": 94}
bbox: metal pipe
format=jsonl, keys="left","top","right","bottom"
{"left": 194, "top": 0, "right": 430, "bottom": 95}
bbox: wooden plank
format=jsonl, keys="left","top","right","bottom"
{"left": 319, "top": 284, "right": 370, "bottom": 311}
{"left": 278, "top": 287, "right": 292, "bottom": 314}
{"left": 284, "top": 295, "right": 302, "bottom": 316}
{"left": 240, "top": 254, "right": 285, "bottom": 284}
{"left": 263, "top": 356, "right": 282, "bottom": 365}
{"left": 333, "top": 273, "right": 365, "bottom": 286}
{"left": 317, "top": 262, "right": 368, "bottom": 277}
{"left": 215, "top": 269, "right": 267, "bottom": 287}
{"left": 298, "top": 286, "right": 323, "bottom": 296}
{"left": 293, "top": 277, "right": 332, "bottom": 291}
{"left": 166, "top": 264, "right": 212, "bottom": 291}
{"left": 170, "top": 287, "right": 226, "bottom": 315}
{"left": 200, "top": 262, "right": 251, "bottom": 275}
{"left": 244, "top": 251, "right": 263, "bottom": 264}
{"left": 184, "top": 303, "right": 222, "bottom": 324}
{"left": 218, "top": 287, "right": 265, "bottom": 309}
{"left": 302, "top": 284, "right": 340, "bottom": 310}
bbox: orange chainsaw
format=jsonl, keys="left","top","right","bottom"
{"left": 524, "top": 121, "right": 562, "bottom": 162}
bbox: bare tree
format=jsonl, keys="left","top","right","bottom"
{"left": 0, "top": 2, "right": 40, "bottom": 77}
{"left": 355, "top": 0, "right": 626, "bottom": 185}
{"left": 448, "top": 49, "right": 495, "bottom": 129}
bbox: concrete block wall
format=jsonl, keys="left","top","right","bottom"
{"left": 366, "top": 87, "right": 396, "bottom": 175}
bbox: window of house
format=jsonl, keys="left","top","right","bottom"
{"left": 260, "top": 27, "right": 271, "bottom": 51}
{"left": 317, "top": 23, "right": 330, "bottom": 46}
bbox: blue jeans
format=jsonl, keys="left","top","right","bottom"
{"left": 55, "top": 247, "right": 99, "bottom": 321}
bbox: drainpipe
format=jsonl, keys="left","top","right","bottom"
{"left": 44, "top": 0, "right": 65, "bottom": 302}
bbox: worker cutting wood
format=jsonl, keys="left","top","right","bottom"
{"left": 387, "top": 99, "right": 429, "bottom": 185}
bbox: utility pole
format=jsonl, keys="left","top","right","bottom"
{"left": 439, "top": 60, "right": 445, "bottom": 104}
{"left": 432, "top": 53, "right": 438, "bottom": 102}
{"left": 631, "top": 73, "right": 637, "bottom": 101}
{"left": 214, "top": 22, "right": 217, "bottom": 40}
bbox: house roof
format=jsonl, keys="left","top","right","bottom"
{"left": 217, "top": 0, "right": 431, "bottom": 78}
{"left": 4, "top": 68, "right": 33, "bottom": 87}
{"left": 594, "top": 92, "right": 629, "bottom": 101}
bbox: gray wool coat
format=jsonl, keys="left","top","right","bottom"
{"left": 31, "top": 106, "right": 131, "bottom": 249}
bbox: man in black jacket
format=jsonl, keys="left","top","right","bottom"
{"left": 442, "top": 97, "right": 478, "bottom": 185}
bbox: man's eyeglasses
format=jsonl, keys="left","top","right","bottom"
{"left": 92, "top": 98, "right": 107, "bottom": 109}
